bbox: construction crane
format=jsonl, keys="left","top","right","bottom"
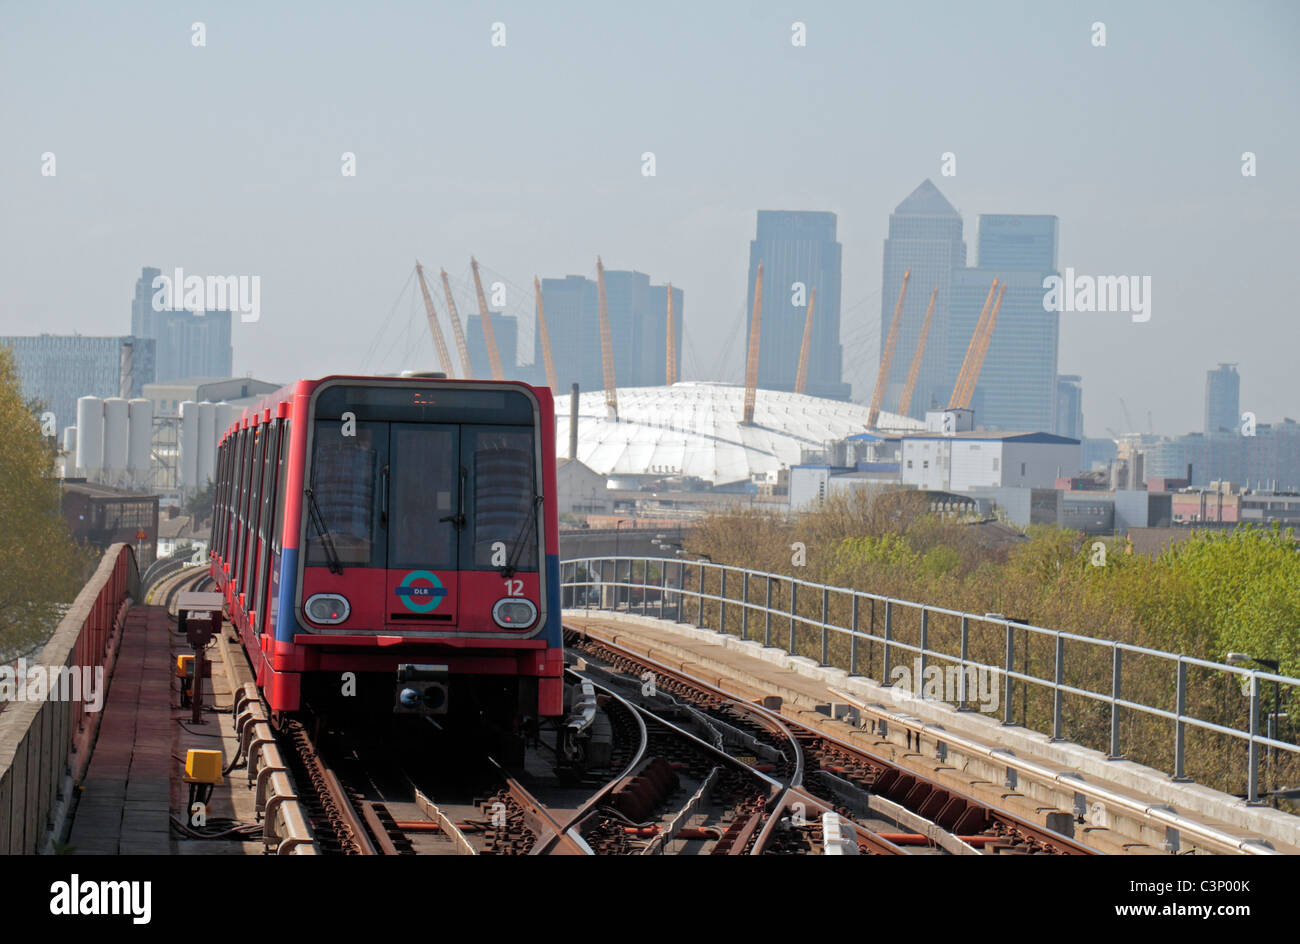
{"left": 533, "top": 277, "right": 557, "bottom": 392}
{"left": 414, "top": 262, "right": 455, "bottom": 378}
{"left": 596, "top": 257, "right": 618, "bottom": 420}
{"left": 665, "top": 283, "right": 677, "bottom": 386}
{"left": 867, "top": 268, "right": 910, "bottom": 428}
{"left": 897, "top": 285, "right": 937, "bottom": 418}
{"left": 1119, "top": 397, "right": 1135, "bottom": 434}
{"left": 742, "top": 262, "right": 764, "bottom": 426}
{"left": 470, "top": 257, "right": 505, "bottom": 380}
{"left": 794, "top": 287, "right": 816, "bottom": 395}
{"left": 949, "top": 281, "right": 1005, "bottom": 411}
{"left": 439, "top": 268, "right": 474, "bottom": 379}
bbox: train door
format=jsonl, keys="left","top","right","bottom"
{"left": 384, "top": 423, "right": 460, "bottom": 628}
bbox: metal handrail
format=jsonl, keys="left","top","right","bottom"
{"left": 560, "top": 555, "right": 1300, "bottom": 805}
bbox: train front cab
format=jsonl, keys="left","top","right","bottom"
{"left": 273, "top": 377, "right": 564, "bottom": 729}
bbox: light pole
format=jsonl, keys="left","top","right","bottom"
{"left": 1227, "top": 652, "right": 1282, "bottom": 802}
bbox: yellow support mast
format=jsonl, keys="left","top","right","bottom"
{"left": 415, "top": 262, "right": 455, "bottom": 378}
{"left": 470, "top": 257, "right": 505, "bottom": 380}
{"left": 596, "top": 257, "right": 618, "bottom": 420}
{"left": 950, "top": 282, "right": 1006, "bottom": 411}
{"left": 742, "top": 262, "right": 764, "bottom": 426}
{"left": 897, "top": 286, "right": 938, "bottom": 418}
{"left": 867, "top": 268, "right": 909, "bottom": 428}
{"left": 533, "top": 277, "right": 557, "bottom": 392}
{"left": 794, "top": 287, "right": 816, "bottom": 395}
{"left": 439, "top": 268, "right": 475, "bottom": 379}
{"left": 949, "top": 278, "right": 1000, "bottom": 410}
{"left": 665, "top": 283, "right": 677, "bottom": 386}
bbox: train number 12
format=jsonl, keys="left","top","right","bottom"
{"left": 504, "top": 578, "right": 523, "bottom": 596}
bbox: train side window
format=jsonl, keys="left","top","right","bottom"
{"left": 227, "top": 432, "right": 244, "bottom": 568}
{"left": 219, "top": 441, "right": 233, "bottom": 557}
{"left": 235, "top": 428, "right": 257, "bottom": 589}
{"left": 464, "top": 426, "right": 537, "bottom": 571}
{"left": 307, "top": 421, "right": 383, "bottom": 566}
{"left": 252, "top": 420, "right": 281, "bottom": 624}
{"left": 241, "top": 426, "right": 267, "bottom": 600}
{"left": 212, "top": 443, "right": 225, "bottom": 556}
{"left": 268, "top": 419, "right": 290, "bottom": 625}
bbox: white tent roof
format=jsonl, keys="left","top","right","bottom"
{"left": 554, "top": 382, "right": 923, "bottom": 486}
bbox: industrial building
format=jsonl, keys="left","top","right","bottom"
{"left": 60, "top": 480, "right": 158, "bottom": 563}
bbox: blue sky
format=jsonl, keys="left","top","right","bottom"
{"left": 2, "top": 1, "right": 1296, "bottom": 437}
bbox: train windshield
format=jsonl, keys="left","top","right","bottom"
{"left": 305, "top": 417, "right": 537, "bottom": 573}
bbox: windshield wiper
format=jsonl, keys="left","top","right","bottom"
{"left": 440, "top": 467, "right": 467, "bottom": 531}
{"left": 304, "top": 486, "right": 344, "bottom": 575}
{"left": 501, "top": 494, "right": 543, "bottom": 579}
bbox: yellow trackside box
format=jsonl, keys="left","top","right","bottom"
{"left": 176, "top": 654, "right": 194, "bottom": 678}
{"left": 185, "top": 749, "right": 223, "bottom": 784}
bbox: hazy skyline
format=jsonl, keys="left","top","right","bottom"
{"left": 3, "top": 1, "right": 1297, "bottom": 439}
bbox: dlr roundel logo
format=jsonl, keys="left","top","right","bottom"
{"left": 395, "top": 570, "right": 448, "bottom": 613}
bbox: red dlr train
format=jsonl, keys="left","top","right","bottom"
{"left": 208, "top": 374, "right": 565, "bottom": 733}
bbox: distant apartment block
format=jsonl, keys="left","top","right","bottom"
{"left": 1, "top": 334, "right": 156, "bottom": 435}
{"left": 536, "top": 270, "right": 682, "bottom": 393}
{"left": 1145, "top": 419, "right": 1300, "bottom": 490}
{"left": 1056, "top": 375, "right": 1084, "bottom": 440}
{"left": 131, "top": 266, "right": 233, "bottom": 382}
{"left": 1205, "top": 363, "right": 1240, "bottom": 434}
{"left": 747, "top": 211, "right": 849, "bottom": 400}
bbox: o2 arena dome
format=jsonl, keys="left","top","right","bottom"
{"left": 555, "top": 382, "right": 924, "bottom": 487}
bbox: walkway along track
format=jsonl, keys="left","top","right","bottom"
{"left": 566, "top": 625, "right": 1097, "bottom": 855}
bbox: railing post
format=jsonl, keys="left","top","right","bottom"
{"left": 1002, "top": 622, "right": 1015, "bottom": 726}
{"left": 882, "top": 600, "right": 893, "bottom": 681}
{"left": 1108, "top": 646, "right": 1123, "bottom": 759}
{"left": 957, "top": 615, "right": 970, "bottom": 710}
{"left": 1052, "top": 634, "right": 1064, "bottom": 741}
{"left": 695, "top": 563, "right": 704, "bottom": 628}
{"left": 741, "top": 572, "right": 750, "bottom": 641}
{"left": 849, "top": 594, "right": 860, "bottom": 676}
{"left": 681, "top": 561, "right": 691, "bottom": 629}
{"left": 1173, "top": 658, "right": 1188, "bottom": 781}
{"left": 1247, "top": 673, "right": 1261, "bottom": 803}
{"left": 659, "top": 561, "right": 667, "bottom": 621}
{"left": 788, "top": 580, "right": 798, "bottom": 655}
{"left": 918, "top": 608, "right": 929, "bottom": 696}
{"left": 720, "top": 569, "right": 728, "bottom": 635}
{"left": 820, "top": 587, "right": 829, "bottom": 666}
{"left": 764, "top": 576, "right": 772, "bottom": 647}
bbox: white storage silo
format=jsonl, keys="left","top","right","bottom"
{"left": 102, "top": 398, "right": 130, "bottom": 473}
{"left": 128, "top": 398, "right": 153, "bottom": 474}
{"left": 180, "top": 400, "right": 200, "bottom": 487}
{"left": 75, "top": 396, "right": 104, "bottom": 474}
{"left": 197, "top": 401, "right": 216, "bottom": 486}
{"left": 62, "top": 426, "right": 77, "bottom": 457}
{"left": 216, "top": 402, "right": 240, "bottom": 441}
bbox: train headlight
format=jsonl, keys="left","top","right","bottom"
{"left": 305, "top": 593, "right": 350, "bottom": 625}
{"left": 492, "top": 598, "right": 537, "bottom": 629}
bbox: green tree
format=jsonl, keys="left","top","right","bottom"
{"left": 184, "top": 478, "right": 216, "bottom": 524}
{"left": 0, "top": 348, "right": 91, "bottom": 659}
